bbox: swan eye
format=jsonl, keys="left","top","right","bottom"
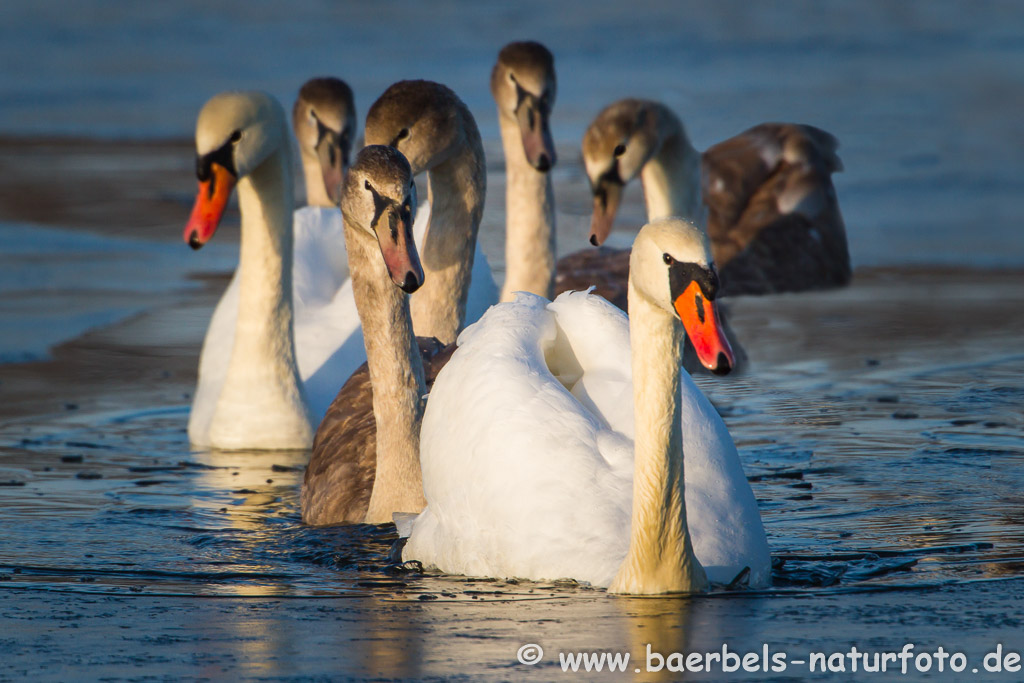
{"left": 389, "top": 128, "right": 410, "bottom": 149}
{"left": 230, "top": 130, "right": 242, "bottom": 143}
{"left": 663, "top": 253, "right": 675, "bottom": 265}
{"left": 614, "top": 143, "right": 626, "bottom": 158}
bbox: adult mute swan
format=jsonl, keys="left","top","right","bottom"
{"left": 183, "top": 91, "right": 314, "bottom": 449}
{"left": 565, "top": 99, "right": 850, "bottom": 298}
{"left": 187, "top": 80, "right": 364, "bottom": 450}
{"left": 302, "top": 80, "right": 494, "bottom": 524}
{"left": 404, "top": 217, "right": 771, "bottom": 593}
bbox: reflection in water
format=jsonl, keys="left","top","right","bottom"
{"left": 616, "top": 596, "right": 697, "bottom": 682}
{"left": 1, "top": 346, "right": 1022, "bottom": 599}
{"left": 0, "top": 268, "right": 1022, "bottom": 678}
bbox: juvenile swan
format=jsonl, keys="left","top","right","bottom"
{"left": 300, "top": 145, "right": 432, "bottom": 524}
{"left": 575, "top": 100, "right": 850, "bottom": 297}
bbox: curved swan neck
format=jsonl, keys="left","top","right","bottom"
{"left": 211, "top": 144, "right": 313, "bottom": 448}
{"left": 299, "top": 148, "right": 335, "bottom": 208}
{"left": 411, "top": 130, "right": 486, "bottom": 344}
{"left": 344, "top": 216, "right": 428, "bottom": 522}
{"left": 641, "top": 108, "right": 704, "bottom": 225}
{"left": 610, "top": 281, "right": 707, "bottom": 594}
{"left": 497, "top": 113, "right": 555, "bottom": 300}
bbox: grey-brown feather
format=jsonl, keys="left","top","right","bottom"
{"left": 702, "top": 123, "right": 850, "bottom": 295}
{"left": 293, "top": 77, "right": 355, "bottom": 122}
{"left": 301, "top": 337, "right": 454, "bottom": 526}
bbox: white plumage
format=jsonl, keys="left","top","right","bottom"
{"left": 405, "top": 289, "right": 770, "bottom": 588}
{"left": 188, "top": 201, "right": 496, "bottom": 445}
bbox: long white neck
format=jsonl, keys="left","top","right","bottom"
{"left": 208, "top": 145, "right": 313, "bottom": 450}
{"left": 497, "top": 113, "right": 555, "bottom": 301}
{"left": 640, "top": 113, "right": 704, "bottom": 225}
{"left": 411, "top": 136, "right": 486, "bottom": 345}
{"left": 300, "top": 149, "right": 333, "bottom": 208}
{"left": 344, "top": 217, "right": 428, "bottom": 523}
{"left": 609, "top": 281, "right": 708, "bottom": 594}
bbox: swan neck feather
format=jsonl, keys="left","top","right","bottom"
{"left": 641, "top": 114, "right": 704, "bottom": 225}
{"left": 300, "top": 145, "right": 335, "bottom": 208}
{"left": 344, "top": 217, "right": 428, "bottom": 522}
{"left": 411, "top": 134, "right": 486, "bottom": 344}
{"left": 210, "top": 144, "right": 312, "bottom": 449}
{"left": 498, "top": 113, "right": 555, "bottom": 300}
{"left": 610, "top": 281, "right": 708, "bottom": 594}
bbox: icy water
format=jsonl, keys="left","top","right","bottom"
{"left": 2, "top": 1, "right": 1024, "bottom": 680}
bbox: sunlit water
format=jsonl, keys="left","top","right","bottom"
{"left": 2, "top": 1, "right": 1024, "bottom": 678}
{"left": 2, "top": 329, "right": 1021, "bottom": 602}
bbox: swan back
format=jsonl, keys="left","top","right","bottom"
{"left": 407, "top": 285, "right": 769, "bottom": 587}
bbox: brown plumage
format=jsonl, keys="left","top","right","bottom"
{"left": 576, "top": 99, "right": 851, "bottom": 299}
{"left": 554, "top": 247, "right": 631, "bottom": 311}
{"left": 292, "top": 77, "right": 355, "bottom": 129}
{"left": 302, "top": 337, "right": 455, "bottom": 525}
{"left": 703, "top": 123, "right": 850, "bottom": 295}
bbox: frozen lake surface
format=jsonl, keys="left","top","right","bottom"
{"left": 1, "top": 1, "right": 1023, "bottom": 679}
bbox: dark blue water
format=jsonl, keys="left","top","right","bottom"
{"left": 1, "top": 0, "right": 1022, "bottom": 266}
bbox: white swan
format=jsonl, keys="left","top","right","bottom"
{"left": 404, "top": 218, "right": 771, "bottom": 593}
{"left": 187, "top": 81, "right": 496, "bottom": 450}
{"left": 183, "top": 91, "right": 313, "bottom": 449}
{"left": 186, "top": 82, "right": 365, "bottom": 448}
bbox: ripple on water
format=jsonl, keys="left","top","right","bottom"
{"left": 1, "top": 352, "right": 1023, "bottom": 601}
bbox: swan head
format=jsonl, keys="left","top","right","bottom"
{"left": 292, "top": 77, "right": 356, "bottom": 205}
{"left": 631, "top": 218, "right": 734, "bottom": 375}
{"left": 364, "top": 80, "right": 468, "bottom": 174}
{"left": 582, "top": 99, "right": 661, "bottom": 246}
{"left": 184, "top": 91, "right": 288, "bottom": 249}
{"left": 342, "top": 145, "right": 424, "bottom": 293}
{"left": 491, "top": 41, "right": 557, "bottom": 172}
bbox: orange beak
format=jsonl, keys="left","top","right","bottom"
{"left": 183, "top": 163, "right": 236, "bottom": 250}
{"left": 675, "top": 281, "right": 734, "bottom": 375}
